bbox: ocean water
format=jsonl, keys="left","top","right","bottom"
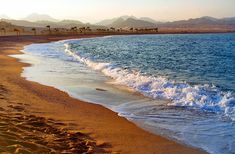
{"left": 15, "top": 34, "right": 235, "bottom": 154}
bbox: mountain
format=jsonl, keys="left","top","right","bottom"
{"left": 109, "top": 18, "right": 125, "bottom": 27}
{"left": 109, "top": 18, "right": 156, "bottom": 28}
{"left": 96, "top": 15, "right": 138, "bottom": 26}
{"left": 58, "top": 20, "right": 84, "bottom": 25}
{"left": 97, "top": 16, "right": 162, "bottom": 28}
{"left": 2, "top": 15, "right": 235, "bottom": 30}
{"left": 1, "top": 19, "right": 40, "bottom": 27}
{"left": 159, "top": 16, "right": 235, "bottom": 28}
{"left": 0, "top": 20, "right": 24, "bottom": 32}
{"left": 34, "top": 20, "right": 85, "bottom": 28}
{"left": 0, "top": 21, "right": 14, "bottom": 27}
{"left": 218, "top": 17, "right": 235, "bottom": 25}
{"left": 1, "top": 18, "right": 105, "bottom": 29}
{"left": 97, "top": 15, "right": 235, "bottom": 29}
{"left": 139, "top": 17, "right": 160, "bottom": 24}
{"left": 22, "top": 13, "right": 58, "bottom": 22}
{"left": 120, "top": 15, "right": 137, "bottom": 20}
{"left": 96, "top": 18, "right": 119, "bottom": 26}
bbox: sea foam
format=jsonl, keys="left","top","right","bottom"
{"left": 64, "top": 43, "right": 235, "bottom": 121}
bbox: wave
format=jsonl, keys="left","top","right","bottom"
{"left": 64, "top": 43, "right": 235, "bottom": 121}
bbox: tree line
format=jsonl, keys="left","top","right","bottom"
{"left": 1, "top": 24, "right": 159, "bottom": 36}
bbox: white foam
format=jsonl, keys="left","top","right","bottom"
{"left": 64, "top": 43, "right": 235, "bottom": 121}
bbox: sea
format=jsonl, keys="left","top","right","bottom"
{"left": 14, "top": 34, "right": 235, "bottom": 154}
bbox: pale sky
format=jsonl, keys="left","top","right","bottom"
{"left": 0, "top": 0, "right": 235, "bottom": 23}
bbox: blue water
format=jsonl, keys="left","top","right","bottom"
{"left": 18, "top": 34, "right": 235, "bottom": 154}
{"left": 70, "top": 34, "right": 235, "bottom": 92}
{"left": 66, "top": 34, "right": 235, "bottom": 120}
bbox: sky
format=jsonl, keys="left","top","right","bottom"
{"left": 0, "top": 0, "right": 235, "bottom": 23}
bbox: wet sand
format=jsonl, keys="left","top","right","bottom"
{"left": 0, "top": 35, "right": 207, "bottom": 153}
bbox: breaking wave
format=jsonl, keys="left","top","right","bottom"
{"left": 64, "top": 43, "right": 235, "bottom": 121}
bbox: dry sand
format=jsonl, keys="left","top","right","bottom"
{"left": 0, "top": 35, "right": 207, "bottom": 153}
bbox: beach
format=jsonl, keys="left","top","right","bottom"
{"left": 0, "top": 35, "right": 207, "bottom": 153}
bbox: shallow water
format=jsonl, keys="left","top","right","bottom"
{"left": 14, "top": 34, "right": 235, "bottom": 154}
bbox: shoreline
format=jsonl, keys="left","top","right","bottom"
{"left": 0, "top": 35, "right": 206, "bottom": 153}
{"left": 0, "top": 30, "right": 235, "bottom": 38}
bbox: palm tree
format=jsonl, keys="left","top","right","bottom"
{"left": 86, "top": 27, "right": 91, "bottom": 33}
{"left": 79, "top": 27, "right": 86, "bottom": 34}
{"left": 1, "top": 28, "right": 6, "bottom": 35}
{"left": 155, "top": 27, "right": 158, "bottom": 32}
{"left": 14, "top": 28, "right": 20, "bottom": 36}
{"left": 74, "top": 26, "right": 77, "bottom": 32}
{"left": 32, "top": 28, "right": 36, "bottom": 36}
{"left": 110, "top": 27, "right": 115, "bottom": 31}
{"left": 71, "top": 27, "right": 77, "bottom": 34}
{"left": 54, "top": 28, "right": 59, "bottom": 34}
{"left": 46, "top": 25, "right": 51, "bottom": 34}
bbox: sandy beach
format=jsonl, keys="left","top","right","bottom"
{"left": 0, "top": 35, "right": 207, "bottom": 153}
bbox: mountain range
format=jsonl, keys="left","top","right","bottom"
{"left": 97, "top": 16, "right": 235, "bottom": 29}
{"left": 1, "top": 13, "right": 235, "bottom": 29}
{"left": 96, "top": 15, "right": 160, "bottom": 28}
{"left": 158, "top": 16, "right": 235, "bottom": 28}
{"left": 22, "top": 13, "right": 58, "bottom": 22}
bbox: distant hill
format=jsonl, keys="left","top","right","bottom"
{"left": 139, "top": 17, "right": 162, "bottom": 24}
{"left": 1, "top": 18, "right": 105, "bottom": 29}
{"left": 0, "top": 21, "right": 14, "bottom": 27}
{"left": 96, "top": 15, "right": 137, "bottom": 26}
{"left": 1, "top": 15, "right": 235, "bottom": 31}
{"left": 120, "top": 15, "right": 138, "bottom": 20}
{"left": 96, "top": 18, "right": 119, "bottom": 26}
{"left": 97, "top": 15, "right": 235, "bottom": 29}
{"left": 97, "top": 16, "right": 161, "bottom": 28}
{"left": 34, "top": 20, "right": 85, "bottom": 28}
{"left": 159, "top": 16, "right": 235, "bottom": 28}
{"left": 0, "top": 21, "right": 24, "bottom": 32}
{"left": 2, "top": 19, "right": 44, "bottom": 27}
{"left": 96, "top": 15, "right": 156, "bottom": 26}
{"left": 108, "top": 18, "right": 157, "bottom": 28}
{"left": 22, "top": 13, "right": 58, "bottom": 22}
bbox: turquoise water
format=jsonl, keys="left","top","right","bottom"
{"left": 18, "top": 34, "right": 235, "bottom": 154}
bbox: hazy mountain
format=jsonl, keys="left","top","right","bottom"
{"left": 1, "top": 18, "right": 105, "bottom": 29}
{"left": 139, "top": 17, "right": 161, "bottom": 24}
{"left": 109, "top": 18, "right": 125, "bottom": 27}
{"left": 1, "top": 19, "right": 40, "bottom": 27}
{"left": 97, "top": 16, "right": 163, "bottom": 28}
{"left": 120, "top": 15, "right": 137, "bottom": 20}
{"left": 219, "top": 17, "right": 235, "bottom": 25}
{"left": 109, "top": 18, "right": 156, "bottom": 28}
{"left": 159, "top": 16, "right": 235, "bottom": 28}
{"left": 0, "top": 21, "right": 14, "bottom": 27}
{"left": 96, "top": 18, "right": 119, "bottom": 26}
{"left": 97, "top": 15, "right": 235, "bottom": 29}
{"left": 22, "top": 13, "right": 58, "bottom": 22}
{"left": 2, "top": 15, "right": 235, "bottom": 30}
{"left": 58, "top": 20, "right": 84, "bottom": 25}
{"left": 34, "top": 20, "right": 84, "bottom": 27}
{"left": 96, "top": 15, "right": 137, "bottom": 26}
{"left": 0, "top": 21, "right": 23, "bottom": 31}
